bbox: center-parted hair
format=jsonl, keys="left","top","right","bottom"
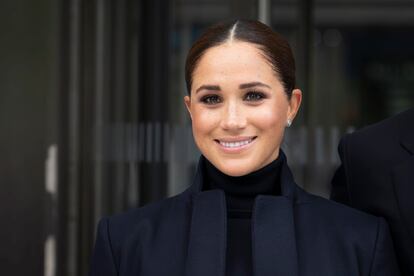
{"left": 185, "top": 19, "right": 296, "bottom": 98}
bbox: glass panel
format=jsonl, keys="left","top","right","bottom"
{"left": 309, "top": 0, "right": 414, "bottom": 196}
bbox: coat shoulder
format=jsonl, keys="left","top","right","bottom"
{"left": 341, "top": 108, "right": 414, "bottom": 169}
{"left": 346, "top": 108, "right": 414, "bottom": 147}
{"left": 310, "top": 195, "right": 382, "bottom": 229}
{"left": 102, "top": 188, "right": 192, "bottom": 247}
{"left": 297, "top": 186, "right": 382, "bottom": 233}
{"left": 297, "top": 195, "right": 400, "bottom": 275}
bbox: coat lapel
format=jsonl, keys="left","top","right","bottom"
{"left": 185, "top": 153, "right": 300, "bottom": 276}
{"left": 398, "top": 108, "right": 414, "bottom": 155}
{"left": 185, "top": 189, "right": 227, "bottom": 276}
{"left": 394, "top": 110, "right": 414, "bottom": 239}
{"left": 252, "top": 195, "right": 299, "bottom": 276}
{"left": 252, "top": 155, "right": 299, "bottom": 276}
{"left": 400, "top": 124, "right": 414, "bottom": 155}
{"left": 392, "top": 156, "right": 414, "bottom": 239}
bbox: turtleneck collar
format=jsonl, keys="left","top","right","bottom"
{"left": 203, "top": 153, "right": 284, "bottom": 214}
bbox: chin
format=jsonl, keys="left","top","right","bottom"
{"left": 216, "top": 161, "right": 257, "bottom": 177}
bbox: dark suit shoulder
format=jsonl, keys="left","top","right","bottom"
{"left": 348, "top": 108, "right": 414, "bottom": 145}
{"left": 342, "top": 108, "right": 414, "bottom": 169}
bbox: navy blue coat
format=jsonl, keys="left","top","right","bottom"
{"left": 331, "top": 108, "right": 414, "bottom": 275}
{"left": 90, "top": 154, "right": 400, "bottom": 276}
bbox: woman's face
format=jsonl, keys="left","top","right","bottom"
{"left": 185, "top": 41, "right": 301, "bottom": 176}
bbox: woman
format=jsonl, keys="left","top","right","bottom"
{"left": 90, "top": 20, "right": 400, "bottom": 276}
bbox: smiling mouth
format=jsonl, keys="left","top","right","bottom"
{"left": 215, "top": 137, "right": 257, "bottom": 148}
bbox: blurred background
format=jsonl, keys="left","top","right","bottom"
{"left": 1, "top": 0, "right": 413, "bottom": 275}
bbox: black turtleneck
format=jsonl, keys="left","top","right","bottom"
{"left": 203, "top": 155, "right": 283, "bottom": 276}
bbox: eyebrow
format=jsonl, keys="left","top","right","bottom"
{"left": 195, "top": 85, "right": 221, "bottom": 93}
{"left": 195, "top": 81, "right": 271, "bottom": 93}
{"left": 239, "top": 82, "right": 271, "bottom": 89}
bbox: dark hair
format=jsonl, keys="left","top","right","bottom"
{"left": 185, "top": 19, "right": 296, "bottom": 99}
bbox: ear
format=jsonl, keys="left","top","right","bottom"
{"left": 184, "top": 95, "right": 192, "bottom": 119}
{"left": 287, "top": 89, "right": 302, "bottom": 122}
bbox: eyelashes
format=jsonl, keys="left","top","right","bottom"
{"left": 200, "top": 94, "right": 221, "bottom": 105}
{"left": 199, "top": 91, "right": 267, "bottom": 105}
{"left": 244, "top": 91, "right": 266, "bottom": 101}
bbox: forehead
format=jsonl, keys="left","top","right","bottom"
{"left": 192, "top": 41, "right": 277, "bottom": 85}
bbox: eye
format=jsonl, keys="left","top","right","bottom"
{"left": 200, "top": 95, "right": 222, "bottom": 105}
{"left": 244, "top": 91, "right": 266, "bottom": 102}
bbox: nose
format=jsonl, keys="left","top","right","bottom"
{"left": 220, "top": 101, "right": 246, "bottom": 131}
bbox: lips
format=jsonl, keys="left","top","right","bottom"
{"left": 215, "top": 136, "right": 257, "bottom": 149}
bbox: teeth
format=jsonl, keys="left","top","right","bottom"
{"left": 219, "top": 139, "right": 253, "bottom": 148}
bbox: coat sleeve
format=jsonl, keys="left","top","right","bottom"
{"left": 89, "top": 217, "right": 118, "bottom": 276}
{"left": 330, "top": 135, "right": 351, "bottom": 204}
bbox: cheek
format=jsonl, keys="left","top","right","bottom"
{"left": 191, "top": 109, "right": 218, "bottom": 138}
{"left": 250, "top": 104, "right": 287, "bottom": 131}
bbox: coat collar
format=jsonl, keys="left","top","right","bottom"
{"left": 187, "top": 150, "right": 306, "bottom": 203}
{"left": 399, "top": 108, "right": 414, "bottom": 155}
{"left": 185, "top": 151, "right": 308, "bottom": 276}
